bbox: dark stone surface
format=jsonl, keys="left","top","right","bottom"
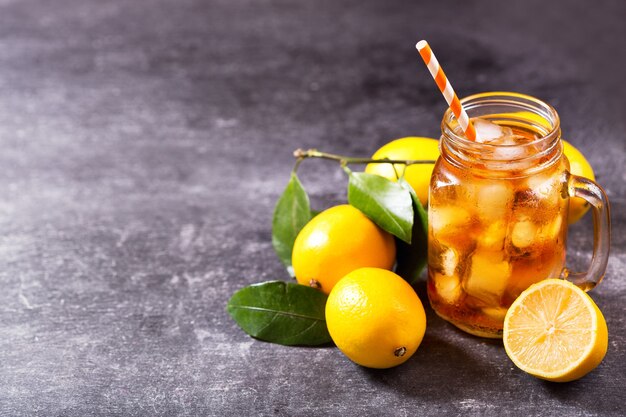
{"left": 0, "top": 0, "right": 624, "bottom": 415}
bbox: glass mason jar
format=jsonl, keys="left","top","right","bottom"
{"left": 427, "top": 92, "right": 610, "bottom": 338}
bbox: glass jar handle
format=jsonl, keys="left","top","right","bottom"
{"left": 562, "top": 174, "right": 611, "bottom": 291}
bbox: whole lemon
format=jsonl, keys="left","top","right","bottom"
{"left": 292, "top": 205, "right": 395, "bottom": 294}
{"left": 563, "top": 140, "right": 596, "bottom": 224}
{"left": 365, "top": 137, "right": 440, "bottom": 206}
{"left": 326, "top": 268, "right": 427, "bottom": 368}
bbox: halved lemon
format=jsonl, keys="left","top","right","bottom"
{"left": 503, "top": 279, "right": 608, "bottom": 382}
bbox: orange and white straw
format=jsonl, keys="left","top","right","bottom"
{"left": 416, "top": 40, "right": 476, "bottom": 141}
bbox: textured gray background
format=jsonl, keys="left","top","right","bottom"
{"left": 0, "top": 0, "right": 624, "bottom": 416}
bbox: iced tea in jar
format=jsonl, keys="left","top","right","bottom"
{"left": 427, "top": 92, "right": 610, "bottom": 338}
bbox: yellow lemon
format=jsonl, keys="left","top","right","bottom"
{"left": 503, "top": 279, "right": 608, "bottom": 382}
{"left": 292, "top": 205, "right": 395, "bottom": 295}
{"left": 563, "top": 140, "right": 596, "bottom": 224}
{"left": 365, "top": 137, "right": 440, "bottom": 206}
{"left": 325, "top": 268, "right": 427, "bottom": 369}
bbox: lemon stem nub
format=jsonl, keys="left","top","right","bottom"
{"left": 394, "top": 347, "right": 407, "bottom": 357}
{"left": 309, "top": 279, "right": 321, "bottom": 290}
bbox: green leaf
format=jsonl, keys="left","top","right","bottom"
{"left": 347, "top": 172, "right": 414, "bottom": 243}
{"left": 227, "top": 281, "right": 332, "bottom": 346}
{"left": 395, "top": 178, "right": 429, "bottom": 285}
{"left": 272, "top": 174, "right": 312, "bottom": 276}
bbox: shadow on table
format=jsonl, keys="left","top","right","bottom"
{"left": 538, "top": 363, "right": 621, "bottom": 416}
{"left": 357, "top": 279, "right": 509, "bottom": 402}
{"left": 357, "top": 304, "right": 505, "bottom": 399}
{"left": 357, "top": 284, "right": 619, "bottom": 416}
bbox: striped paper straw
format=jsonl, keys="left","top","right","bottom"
{"left": 416, "top": 40, "right": 476, "bottom": 141}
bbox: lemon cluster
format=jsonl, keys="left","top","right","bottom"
{"left": 289, "top": 137, "right": 604, "bottom": 380}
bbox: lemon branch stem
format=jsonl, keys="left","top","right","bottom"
{"left": 293, "top": 148, "right": 436, "bottom": 167}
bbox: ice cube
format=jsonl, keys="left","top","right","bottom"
{"left": 441, "top": 247, "right": 458, "bottom": 276}
{"left": 433, "top": 272, "right": 462, "bottom": 304}
{"left": 477, "top": 220, "right": 507, "bottom": 251}
{"left": 526, "top": 173, "right": 558, "bottom": 198}
{"left": 525, "top": 173, "right": 561, "bottom": 210}
{"left": 492, "top": 143, "right": 530, "bottom": 162}
{"left": 540, "top": 216, "right": 563, "bottom": 241}
{"left": 464, "top": 250, "right": 511, "bottom": 305}
{"left": 486, "top": 131, "right": 533, "bottom": 164}
{"left": 474, "top": 118, "right": 513, "bottom": 143}
{"left": 430, "top": 206, "right": 473, "bottom": 235}
{"left": 475, "top": 181, "right": 514, "bottom": 220}
{"left": 526, "top": 173, "right": 551, "bottom": 195}
{"left": 482, "top": 306, "right": 508, "bottom": 322}
{"left": 511, "top": 217, "right": 538, "bottom": 248}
